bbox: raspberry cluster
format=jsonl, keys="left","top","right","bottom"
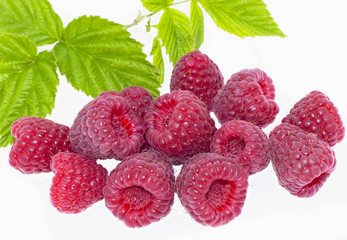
{"left": 8, "top": 51, "right": 344, "bottom": 228}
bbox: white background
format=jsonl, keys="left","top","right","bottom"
{"left": 1, "top": 0, "right": 346, "bottom": 239}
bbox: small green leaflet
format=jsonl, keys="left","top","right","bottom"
{"left": 198, "top": 0, "right": 285, "bottom": 38}
{"left": 0, "top": 0, "right": 63, "bottom": 46}
{"left": 190, "top": 0, "right": 204, "bottom": 49}
{"left": 141, "top": 0, "right": 174, "bottom": 12}
{"left": 0, "top": 34, "right": 59, "bottom": 147}
{"left": 158, "top": 8, "right": 193, "bottom": 65}
{"left": 150, "top": 37, "right": 165, "bottom": 84}
{"left": 54, "top": 16, "right": 160, "bottom": 98}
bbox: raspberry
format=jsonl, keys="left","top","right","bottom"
{"left": 50, "top": 152, "right": 108, "bottom": 213}
{"left": 9, "top": 117, "right": 71, "bottom": 174}
{"left": 210, "top": 120, "right": 271, "bottom": 175}
{"left": 70, "top": 95, "right": 144, "bottom": 160}
{"left": 104, "top": 151, "right": 175, "bottom": 228}
{"left": 176, "top": 153, "right": 248, "bottom": 227}
{"left": 282, "top": 90, "right": 344, "bottom": 146}
{"left": 212, "top": 68, "right": 279, "bottom": 128}
{"left": 98, "top": 86, "right": 153, "bottom": 153}
{"left": 98, "top": 86, "right": 153, "bottom": 120}
{"left": 144, "top": 90, "right": 216, "bottom": 162}
{"left": 269, "top": 123, "right": 336, "bottom": 198}
{"left": 170, "top": 50, "right": 224, "bottom": 110}
{"left": 231, "top": 68, "right": 277, "bottom": 99}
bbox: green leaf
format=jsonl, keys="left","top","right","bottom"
{"left": 0, "top": 0, "right": 63, "bottom": 46}
{"left": 141, "top": 0, "right": 174, "bottom": 12}
{"left": 158, "top": 8, "right": 193, "bottom": 65}
{"left": 198, "top": 0, "right": 285, "bottom": 38}
{"left": 54, "top": 16, "right": 160, "bottom": 98}
{"left": 150, "top": 37, "right": 165, "bottom": 84}
{"left": 190, "top": 0, "right": 204, "bottom": 49}
{"left": 0, "top": 34, "right": 59, "bottom": 147}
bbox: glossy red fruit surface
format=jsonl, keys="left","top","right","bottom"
{"left": 282, "top": 90, "right": 344, "bottom": 146}
{"left": 50, "top": 152, "right": 108, "bottom": 213}
{"left": 104, "top": 151, "right": 175, "bottom": 228}
{"left": 212, "top": 69, "right": 279, "bottom": 128}
{"left": 269, "top": 123, "right": 336, "bottom": 198}
{"left": 176, "top": 153, "right": 248, "bottom": 227}
{"left": 98, "top": 86, "right": 153, "bottom": 120}
{"left": 70, "top": 95, "right": 144, "bottom": 160}
{"left": 170, "top": 50, "right": 224, "bottom": 111}
{"left": 210, "top": 120, "right": 271, "bottom": 175}
{"left": 145, "top": 90, "right": 216, "bottom": 162}
{"left": 9, "top": 117, "right": 71, "bottom": 174}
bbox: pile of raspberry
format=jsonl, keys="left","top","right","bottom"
{"left": 8, "top": 50, "right": 344, "bottom": 228}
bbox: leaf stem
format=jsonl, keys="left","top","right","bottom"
{"left": 125, "top": 0, "right": 191, "bottom": 29}
{"left": 171, "top": 0, "right": 191, "bottom": 6}
{"left": 125, "top": 12, "right": 157, "bottom": 29}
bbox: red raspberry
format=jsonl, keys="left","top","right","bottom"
{"left": 210, "top": 120, "right": 271, "bottom": 175}
{"left": 170, "top": 50, "right": 224, "bottom": 110}
{"left": 104, "top": 151, "right": 175, "bottom": 228}
{"left": 282, "top": 90, "right": 344, "bottom": 146}
{"left": 231, "top": 68, "right": 277, "bottom": 99}
{"left": 50, "top": 152, "right": 108, "bottom": 213}
{"left": 144, "top": 90, "right": 216, "bottom": 162}
{"left": 70, "top": 95, "right": 144, "bottom": 160}
{"left": 212, "top": 69, "right": 279, "bottom": 128}
{"left": 98, "top": 86, "right": 153, "bottom": 152}
{"left": 176, "top": 153, "right": 248, "bottom": 227}
{"left": 98, "top": 86, "right": 153, "bottom": 120}
{"left": 269, "top": 123, "right": 336, "bottom": 198}
{"left": 9, "top": 117, "right": 71, "bottom": 174}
